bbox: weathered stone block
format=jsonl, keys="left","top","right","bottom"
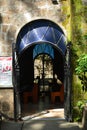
{"left": 0, "top": 89, "right": 14, "bottom": 118}
{"left": 2, "top": 101, "right": 10, "bottom": 112}
{"left": 82, "top": 107, "right": 87, "bottom": 130}
{"left": 82, "top": 0, "right": 87, "bottom": 5}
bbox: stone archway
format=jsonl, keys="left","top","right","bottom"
{"left": 12, "top": 19, "right": 72, "bottom": 121}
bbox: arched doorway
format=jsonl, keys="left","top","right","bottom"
{"left": 34, "top": 54, "right": 53, "bottom": 93}
{"left": 12, "top": 19, "right": 72, "bottom": 121}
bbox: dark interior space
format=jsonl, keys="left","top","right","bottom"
{"left": 17, "top": 44, "right": 64, "bottom": 117}
{"left": 18, "top": 46, "right": 34, "bottom": 92}
{"left": 53, "top": 48, "right": 64, "bottom": 83}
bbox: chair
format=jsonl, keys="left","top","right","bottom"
{"left": 23, "top": 83, "right": 38, "bottom": 104}
{"left": 51, "top": 84, "right": 64, "bottom": 103}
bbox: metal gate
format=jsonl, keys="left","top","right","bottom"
{"left": 12, "top": 43, "right": 21, "bottom": 120}
{"left": 64, "top": 43, "right": 72, "bottom": 122}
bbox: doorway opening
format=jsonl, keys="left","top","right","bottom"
{"left": 13, "top": 19, "right": 72, "bottom": 121}
{"left": 34, "top": 54, "right": 53, "bottom": 98}
{"left": 20, "top": 44, "right": 64, "bottom": 118}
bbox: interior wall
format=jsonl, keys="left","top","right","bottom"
{"left": 53, "top": 48, "right": 64, "bottom": 83}
{"left": 19, "top": 47, "right": 34, "bottom": 92}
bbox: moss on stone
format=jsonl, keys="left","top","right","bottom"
{"left": 61, "top": 0, "right": 71, "bottom": 40}
{"left": 70, "top": 0, "right": 87, "bottom": 121}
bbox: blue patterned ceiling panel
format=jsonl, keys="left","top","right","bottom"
{"left": 16, "top": 19, "right": 67, "bottom": 56}
{"left": 33, "top": 43, "right": 54, "bottom": 59}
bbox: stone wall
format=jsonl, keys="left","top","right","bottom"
{"left": 0, "top": 0, "right": 70, "bottom": 56}
{"left": 0, "top": 0, "right": 70, "bottom": 117}
{"left": 0, "top": 89, "right": 14, "bottom": 118}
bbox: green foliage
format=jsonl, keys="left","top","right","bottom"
{"left": 83, "top": 34, "right": 87, "bottom": 40}
{"left": 73, "top": 54, "right": 87, "bottom": 121}
{"left": 73, "top": 100, "right": 85, "bottom": 122}
{"left": 75, "top": 54, "right": 87, "bottom": 91}
{"left": 77, "top": 101, "right": 84, "bottom": 111}
{"left": 75, "top": 54, "right": 87, "bottom": 74}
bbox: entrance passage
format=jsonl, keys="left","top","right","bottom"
{"left": 13, "top": 19, "right": 73, "bottom": 120}
{"left": 20, "top": 45, "right": 64, "bottom": 117}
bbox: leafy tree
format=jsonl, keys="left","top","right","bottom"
{"left": 75, "top": 54, "right": 87, "bottom": 91}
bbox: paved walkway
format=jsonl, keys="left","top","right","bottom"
{"left": 0, "top": 118, "right": 83, "bottom": 130}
